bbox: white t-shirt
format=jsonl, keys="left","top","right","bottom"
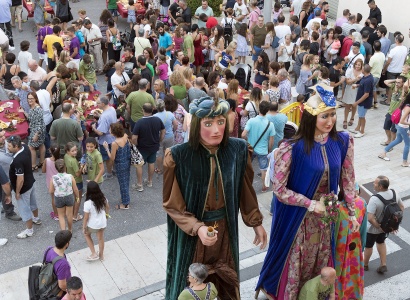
{"left": 17, "top": 51, "right": 33, "bottom": 74}
{"left": 28, "top": 66, "right": 47, "bottom": 84}
{"left": 387, "top": 45, "right": 408, "bottom": 74}
{"left": 36, "top": 89, "right": 53, "bottom": 126}
{"left": 346, "top": 52, "right": 365, "bottom": 71}
{"left": 291, "top": 0, "right": 303, "bottom": 17}
{"left": 305, "top": 17, "right": 322, "bottom": 33}
{"left": 221, "top": 17, "right": 237, "bottom": 29}
{"left": 84, "top": 199, "right": 107, "bottom": 229}
{"left": 0, "top": 28, "right": 8, "bottom": 44}
{"left": 245, "top": 101, "right": 258, "bottom": 118}
{"left": 278, "top": 42, "right": 295, "bottom": 63}
{"left": 369, "top": 51, "right": 385, "bottom": 78}
{"left": 274, "top": 25, "right": 292, "bottom": 47}
{"left": 111, "top": 71, "right": 130, "bottom": 97}
{"left": 233, "top": 3, "right": 248, "bottom": 24}
{"left": 134, "top": 37, "right": 151, "bottom": 56}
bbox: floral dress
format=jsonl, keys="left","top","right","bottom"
{"left": 28, "top": 105, "right": 46, "bottom": 148}
{"left": 173, "top": 104, "right": 187, "bottom": 144}
{"left": 272, "top": 135, "right": 356, "bottom": 299}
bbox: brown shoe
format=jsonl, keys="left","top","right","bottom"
{"left": 377, "top": 265, "right": 388, "bottom": 274}
{"left": 364, "top": 265, "right": 369, "bottom": 271}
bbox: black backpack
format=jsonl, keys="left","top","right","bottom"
{"left": 28, "top": 247, "right": 64, "bottom": 300}
{"left": 374, "top": 189, "right": 403, "bottom": 233}
{"left": 224, "top": 18, "right": 233, "bottom": 38}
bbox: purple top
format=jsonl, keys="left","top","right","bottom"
{"left": 37, "top": 26, "right": 53, "bottom": 54}
{"left": 45, "top": 157, "right": 58, "bottom": 189}
{"left": 70, "top": 36, "right": 81, "bottom": 59}
{"left": 158, "top": 63, "right": 168, "bottom": 81}
{"left": 45, "top": 247, "right": 71, "bottom": 281}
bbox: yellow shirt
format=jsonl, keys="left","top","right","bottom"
{"left": 43, "top": 35, "right": 64, "bottom": 59}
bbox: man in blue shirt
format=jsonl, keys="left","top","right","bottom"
{"left": 376, "top": 25, "right": 391, "bottom": 57}
{"left": 0, "top": 0, "right": 14, "bottom": 49}
{"left": 352, "top": 64, "right": 373, "bottom": 138}
{"left": 157, "top": 23, "right": 173, "bottom": 57}
{"left": 266, "top": 102, "right": 288, "bottom": 149}
{"left": 242, "top": 101, "right": 275, "bottom": 192}
{"left": 91, "top": 96, "right": 117, "bottom": 179}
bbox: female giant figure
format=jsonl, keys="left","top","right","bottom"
{"left": 256, "top": 84, "right": 360, "bottom": 299}
{"left": 163, "top": 96, "right": 267, "bottom": 299}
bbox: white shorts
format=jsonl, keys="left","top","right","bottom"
{"left": 39, "top": 53, "right": 48, "bottom": 64}
{"left": 218, "top": 62, "right": 228, "bottom": 70}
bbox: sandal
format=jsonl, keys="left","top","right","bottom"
{"left": 73, "top": 214, "right": 84, "bottom": 222}
{"left": 37, "top": 162, "right": 44, "bottom": 169}
{"left": 86, "top": 254, "right": 99, "bottom": 261}
{"left": 115, "top": 204, "right": 130, "bottom": 210}
{"left": 348, "top": 119, "right": 354, "bottom": 126}
{"left": 343, "top": 121, "right": 347, "bottom": 129}
{"left": 364, "top": 265, "right": 369, "bottom": 271}
{"left": 32, "top": 165, "right": 38, "bottom": 171}
{"left": 378, "top": 154, "right": 390, "bottom": 161}
{"left": 154, "top": 168, "right": 163, "bottom": 174}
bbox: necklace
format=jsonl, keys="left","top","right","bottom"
{"left": 314, "top": 133, "right": 329, "bottom": 142}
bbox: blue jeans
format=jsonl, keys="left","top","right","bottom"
{"left": 385, "top": 125, "right": 410, "bottom": 161}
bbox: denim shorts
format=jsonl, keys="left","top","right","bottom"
{"left": 54, "top": 194, "right": 74, "bottom": 208}
{"left": 15, "top": 186, "right": 38, "bottom": 222}
{"left": 83, "top": 83, "right": 99, "bottom": 92}
{"left": 99, "top": 143, "right": 111, "bottom": 161}
{"left": 357, "top": 105, "right": 368, "bottom": 118}
{"left": 139, "top": 150, "right": 157, "bottom": 164}
{"left": 252, "top": 153, "right": 269, "bottom": 171}
{"left": 373, "top": 77, "right": 380, "bottom": 92}
{"left": 383, "top": 113, "right": 397, "bottom": 133}
{"left": 76, "top": 182, "right": 84, "bottom": 191}
{"left": 108, "top": 9, "right": 119, "bottom": 17}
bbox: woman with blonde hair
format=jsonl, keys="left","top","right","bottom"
{"left": 182, "top": 67, "right": 194, "bottom": 89}
{"left": 262, "top": 22, "right": 276, "bottom": 62}
{"left": 153, "top": 79, "right": 166, "bottom": 102}
{"left": 227, "top": 79, "right": 239, "bottom": 102}
{"left": 169, "top": 71, "right": 187, "bottom": 102}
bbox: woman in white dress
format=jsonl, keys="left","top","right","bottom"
{"left": 262, "top": 22, "right": 276, "bottom": 62}
{"left": 343, "top": 59, "right": 364, "bottom": 129}
{"left": 278, "top": 34, "right": 295, "bottom": 71}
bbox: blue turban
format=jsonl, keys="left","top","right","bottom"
{"left": 189, "top": 96, "right": 230, "bottom": 118}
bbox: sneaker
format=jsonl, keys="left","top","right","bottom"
{"left": 143, "top": 179, "right": 153, "bottom": 187}
{"left": 8, "top": 46, "right": 15, "bottom": 51}
{"left": 17, "top": 229, "right": 33, "bottom": 239}
{"left": 6, "top": 213, "right": 22, "bottom": 221}
{"left": 354, "top": 132, "right": 365, "bottom": 138}
{"left": 373, "top": 102, "right": 378, "bottom": 109}
{"left": 0, "top": 238, "right": 8, "bottom": 246}
{"left": 103, "top": 173, "right": 114, "bottom": 180}
{"left": 32, "top": 217, "right": 42, "bottom": 225}
{"left": 348, "top": 128, "right": 358, "bottom": 134}
{"left": 132, "top": 183, "right": 144, "bottom": 192}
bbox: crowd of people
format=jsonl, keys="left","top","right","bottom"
{"left": 0, "top": 0, "right": 408, "bottom": 298}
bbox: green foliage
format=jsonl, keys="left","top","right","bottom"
{"left": 187, "top": 0, "right": 222, "bottom": 17}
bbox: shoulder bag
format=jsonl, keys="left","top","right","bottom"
{"left": 130, "top": 140, "right": 144, "bottom": 167}
{"left": 252, "top": 120, "right": 270, "bottom": 150}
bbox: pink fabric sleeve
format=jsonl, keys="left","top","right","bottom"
{"left": 272, "top": 142, "right": 312, "bottom": 208}
{"left": 341, "top": 135, "right": 356, "bottom": 216}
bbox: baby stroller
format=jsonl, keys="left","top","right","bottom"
{"left": 279, "top": 0, "right": 291, "bottom": 8}
{"left": 158, "top": 15, "right": 172, "bottom": 27}
{"left": 120, "top": 29, "right": 133, "bottom": 49}
{"left": 230, "top": 64, "right": 252, "bottom": 90}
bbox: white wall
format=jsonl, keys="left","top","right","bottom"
{"left": 334, "top": 0, "right": 410, "bottom": 48}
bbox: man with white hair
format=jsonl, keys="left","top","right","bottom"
{"left": 278, "top": 69, "right": 291, "bottom": 108}
{"left": 11, "top": 76, "right": 30, "bottom": 113}
{"left": 298, "top": 267, "right": 336, "bottom": 299}
{"left": 178, "top": 0, "right": 192, "bottom": 24}
{"left": 134, "top": 27, "right": 151, "bottom": 56}
{"left": 91, "top": 96, "right": 117, "bottom": 180}
{"left": 111, "top": 61, "right": 130, "bottom": 100}
{"left": 188, "top": 77, "right": 208, "bottom": 103}
{"left": 27, "top": 60, "right": 47, "bottom": 84}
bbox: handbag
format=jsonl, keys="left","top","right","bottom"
{"left": 391, "top": 108, "right": 402, "bottom": 124}
{"left": 271, "top": 35, "right": 280, "bottom": 49}
{"left": 130, "top": 141, "right": 144, "bottom": 166}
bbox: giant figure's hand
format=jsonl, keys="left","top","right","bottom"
{"left": 253, "top": 225, "right": 267, "bottom": 250}
{"left": 351, "top": 219, "right": 360, "bottom": 233}
{"left": 198, "top": 226, "right": 218, "bottom": 247}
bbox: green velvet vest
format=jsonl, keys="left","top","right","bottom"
{"left": 166, "top": 138, "right": 249, "bottom": 300}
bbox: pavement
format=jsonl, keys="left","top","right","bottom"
{"left": 1, "top": 3, "right": 410, "bottom": 300}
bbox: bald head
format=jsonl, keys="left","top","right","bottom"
{"left": 320, "top": 267, "right": 336, "bottom": 285}
{"left": 28, "top": 59, "right": 38, "bottom": 71}
{"left": 115, "top": 61, "right": 123, "bottom": 70}
{"left": 195, "top": 77, "right": 205, "bottom": 87}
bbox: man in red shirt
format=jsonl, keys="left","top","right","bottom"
{"left": 340, "top": 29, "right": 354, "bottom": 59}
{"left": 200, "top": 14, "right": 218, "bottom": 35}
